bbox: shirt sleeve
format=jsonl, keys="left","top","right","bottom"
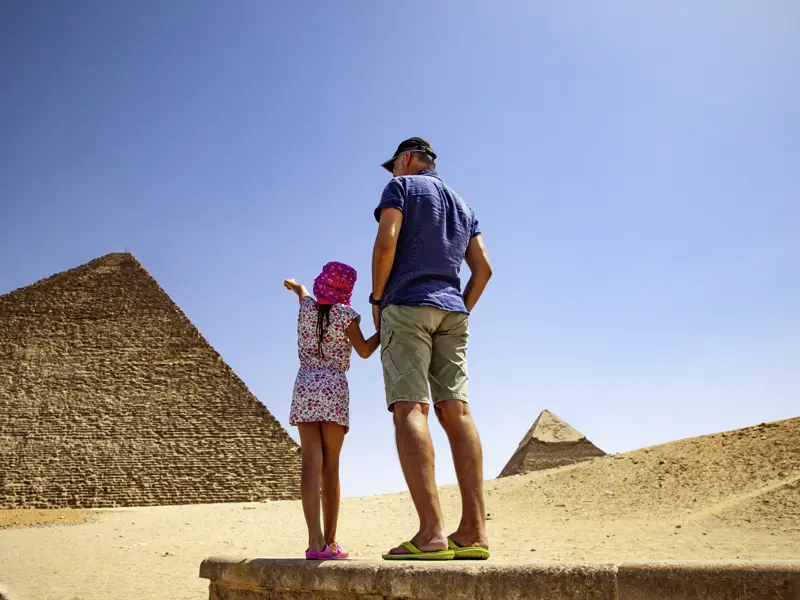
{"left": 344, "top": 305, "right": 360, "bottom": 325}
{"left": 336, "top": 305, "right": 360, "bottom": 331}
{"left": 297, "top": 295, "right": 313, "bottom": 327}
{"left": 374, "top": 178, "right": 406, "bottom": 222}
{"left": 471, "top": 214, "right": 482, "bottom": 239}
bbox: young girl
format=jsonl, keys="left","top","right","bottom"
{"left": 284, "top": 262, "right": 380, "bottom": 560}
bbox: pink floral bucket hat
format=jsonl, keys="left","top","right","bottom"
{"left": 313, "top": 262, "right": 357, "bottom": 305}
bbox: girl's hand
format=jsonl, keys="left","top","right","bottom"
{"left": 284, "top": 278, "right": 310, "bottom": 302}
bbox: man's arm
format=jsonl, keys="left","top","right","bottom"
{"left": 463, "top": 235, "right": 492, "bottom": 312}
{"left": 371, "top": 207, "right": 403, "bottom": 327}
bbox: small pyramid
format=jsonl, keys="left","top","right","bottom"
{"left": 0, "top": 253, "right": 301, "bottom": 508}
{"left": 498, "top": 409, "right": 605, "bottom": 477}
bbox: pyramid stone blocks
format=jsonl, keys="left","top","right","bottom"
{"left": 0, "top": 253, "right": 301, "bottom": 508}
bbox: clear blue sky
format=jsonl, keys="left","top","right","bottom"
{"left": 1, "top": 1, "right": 798, "bottom": 498}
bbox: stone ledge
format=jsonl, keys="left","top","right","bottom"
{"left": 617, "top": 561, "right": 800, "bottom": 600}
{"left": 200, "top": 557, "right": 800, "bottom": 600}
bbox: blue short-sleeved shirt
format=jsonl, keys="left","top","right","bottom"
{"left": 374, "top": 169, "right": 481, "bottom": 314}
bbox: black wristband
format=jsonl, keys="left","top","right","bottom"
{"left": 369, "top": 293, "right": 382, "bottom": 306}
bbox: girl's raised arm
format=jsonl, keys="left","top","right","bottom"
{"left": 283, "top": 278, "right": 310, "bottom": 303}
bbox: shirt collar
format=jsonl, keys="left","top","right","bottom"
{"left": 417, "top": 169, "right": 441, "bottom": 180}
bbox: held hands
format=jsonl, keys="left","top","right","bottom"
{"left": 372, "top": 304, "right": 381, "bottom": 333}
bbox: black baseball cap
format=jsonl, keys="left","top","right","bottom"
{"left": 381, "top": 137, "right": 437, "bottom": 173}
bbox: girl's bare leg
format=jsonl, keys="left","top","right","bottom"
{"left": 320, "top": 422, "right": 346, "bottom": 545}
{"left": 298, "top": 423, "right": 325, "bottom": 552}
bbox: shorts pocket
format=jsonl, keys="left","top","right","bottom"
{"left": 380, "top": 330, "right": 404, "bottom": 384}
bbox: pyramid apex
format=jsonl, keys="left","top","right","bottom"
{"left": 1, "top": 252, "right": 146, "bottom": 299}
{"left": 529, "top": 409, "right": 587, "bottom": 443}
{"left": 499, "top": 409, "right": 606, "bottom": 477}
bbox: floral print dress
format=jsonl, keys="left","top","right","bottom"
{"left": 289, "top": 296, "right": 359, "bottom": 432}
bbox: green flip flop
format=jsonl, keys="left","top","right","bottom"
{"left": 382, "top": 541, "right": 455, "bottom": 561}
{"left": 448, "top": 537, "right": 490, "bottom": 560}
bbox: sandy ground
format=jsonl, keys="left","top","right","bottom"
{"left": 1, "top": 417, "right": 798, "bottom": 600}
{"left": 0, "top": 510, "right": 94, "bottom": 530}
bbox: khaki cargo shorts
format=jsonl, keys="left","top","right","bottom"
{"left": 380, "top": 304, "right": 469, "bottom": 410}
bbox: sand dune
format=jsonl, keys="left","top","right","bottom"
{"left": 1, "top": 416, "right": 798, "bottom": 600}
{"left": 484, "top": 416, "right": 800, "bottom": 524}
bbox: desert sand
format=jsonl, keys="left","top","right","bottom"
{"left": 1, "top": 417, "right": 798, "bottom": 600}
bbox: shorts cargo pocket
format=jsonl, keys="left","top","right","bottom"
{"left": 380, "top": 330, "right": 405, "bottom": 385}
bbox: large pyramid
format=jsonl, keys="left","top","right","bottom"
{"left": 0, "top": 253, "right": 301, "bottom": 508}
{"left": 498, "top": 409, "right": 606, "bottom": 477}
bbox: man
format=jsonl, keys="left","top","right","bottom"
{"left": 371, "top": 137, "right": 493, "bottom": 560}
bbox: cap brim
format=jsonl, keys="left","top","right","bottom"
{"left": 380, "top": 158, "right": 395, "bottom": 173}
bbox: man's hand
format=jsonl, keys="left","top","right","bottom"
{"left": 373, "top": 304, "right": 381, "bottom": 332}
{"left": 463, "top": 235, "right": 492, "bottom": 312}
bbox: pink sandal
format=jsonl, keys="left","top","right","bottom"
{"left": 305, "top": 543, "right": 349, "bottom": 560}
{"left": 329, "top": 543, "right": 349, "bottom": 559}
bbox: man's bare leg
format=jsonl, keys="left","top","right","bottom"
{"left": 435, "top": 400, "right": 488, "bottom": 549}
{"left": 387, "top": 401, "right": 448, "bottom": 554}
